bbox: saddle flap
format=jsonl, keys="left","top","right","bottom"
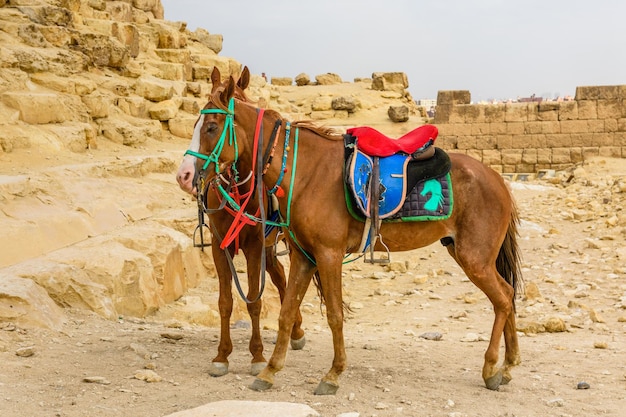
{"left": 348, "top": 150, "right": 373, "bottom": 215}
{"left": 348, "top": 149, "right": 411, "bottom": 219}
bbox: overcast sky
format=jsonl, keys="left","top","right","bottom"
{"left": 161, "top": 0, "right": 626, "bottom": 102}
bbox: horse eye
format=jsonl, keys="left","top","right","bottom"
{"left": 205, "top": 122, "right": 218, "bottom": 134}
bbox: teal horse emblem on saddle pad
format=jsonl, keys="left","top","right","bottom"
{"left": 421, "top": 178, "right": 444, "bottom": 211}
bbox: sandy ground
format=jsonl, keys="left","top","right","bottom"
{"left": 1, "top": 131, "right": 626, "bottom": 416}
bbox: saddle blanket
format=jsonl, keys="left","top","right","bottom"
{"left": 345, "top": 172, "right": 453, "bottom": 222}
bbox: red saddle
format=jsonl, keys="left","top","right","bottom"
{"left": 347, "top": 124, "right": 438, "bottom": 157}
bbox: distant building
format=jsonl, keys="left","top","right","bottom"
{"left": 417, "top": 98, "right": 437, "bottom": 108}
{"left": 517, "top": 94, "right": 543, "bottom": 103}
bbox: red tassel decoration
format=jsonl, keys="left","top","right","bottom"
{"left": 275, "top": 186, "right": 285, "bottom": 198}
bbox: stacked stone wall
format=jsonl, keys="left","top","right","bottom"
{"left": 434, "top": 86, "right": 626, "bottom": 173}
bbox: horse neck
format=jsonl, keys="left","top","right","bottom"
{"left": 233, "top": 101, "right": 345, "bottom": 198}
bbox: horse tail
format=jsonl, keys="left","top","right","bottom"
{"left": 496, "top": 198, "right": 524, "bottom": 310}
{"left": 312, "top": 271, "right": 353, "bottom": 315}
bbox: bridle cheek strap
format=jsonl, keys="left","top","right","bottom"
{"left": 219, "top": 107, "right": 265, "bottom": 250}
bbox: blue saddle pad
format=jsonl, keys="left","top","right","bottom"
{"left": 348, "top": 150, "right": 410, "bottom": 219}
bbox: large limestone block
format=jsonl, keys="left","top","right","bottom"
{"left": 99, "top": 117, "right": 147, "bottom": 146}
{"left": 0, "top": 275, "right": 66, "bottom": 331}
{"left": 72, "top": 31, "right": 129, "bottom": 68}
{"left": 81, "top": 92, "right": 112, "bottom": 119}
{"left": 168, "top": 114, "right": 196, "bottom": 138}
{"left": 134, "top": 75, "right": 175, "bottom": 102}
{"left": 4, "top": 260, "right": 116, "bottom": 319}
{"left": 332, "top": 96, "right": 359, "bottom": 113}
{"left": 311, "top": 96, "right": 332, "bottom": 111}
{"left": 437, "top": 90, "right": 471, "bottom": 105}
{"left": 575, "top": 85, "right": 624, "bottom": 100}
{"left": 105, "top": 0, "right": 133, "bottom": 22}
{"left": 30, "top": 73, "right": 98, "bottom": 96}
{"left": 315, "top": 72, "right": 342, "bottom": 85}
{"left": 133, "top": 0, "right": 161, "bottom": 13}
{"left": 189, "top": 28, "right": 222, "bottom": 54}
{"left": 17, "top": 5, "right": 73, "bottom": 26}
{"left": 0, "top": 123, "right": 67, "bottom": 152}
{"left": 1, "top": 91, "right": 70, "bottom": 123}
{"left": 48, "top": 239, "right": 161, "bottom": 317}
{"left": 155, "top": 48, "right": 192, "bottom": 80}
{"left": 116, "top": 95, "right": 149, "bottom": 118}
{"left": 40, "top": 122, "right": 95, "bottom": 152}
{"left": 180, "top": 97, "right": 200, "bottom": 114}
{"left": 151, "top": 20, "right": 187, "bottom": 49}
{"left": 190, "top": 54, "right": 230, "bottom": 76}
{"left": 83, "top": 18, "right": 140, "bottom": 57}
{"left": 148, "top": 60, "right": 186, "bottom": 81}
{"left": 110, "top": 224, "right": 204, "bottom": 304}
{"left": 99, "top": 114, "right": 162, "bottom": 145}
{"left": 149, "top": 98, "right": 180, "bottom": 121}
{"left": 39, "top": 24, "right": 73, "bottom": 47}
{"left": 0, "top": 101, "right": 20, "bottom": 124}
{"left": 2, "top": 43, "right": 86, "bottom": 75}
{"left": 388, "top": 105, "right": 409, "bottom": 122}
{"left": 372, "top": 72, "right": 408, "bottom": 91}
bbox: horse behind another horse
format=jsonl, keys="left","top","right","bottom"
{"left": 175, "top": 67, "right": 305, "bottom": 377}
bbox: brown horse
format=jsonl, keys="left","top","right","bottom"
{"left": 176, "top": 67, "right": 305, "bottom": 377}
{"left": 192, "top": 73, "right": 523, "bottom": 394}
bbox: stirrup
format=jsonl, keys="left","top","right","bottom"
{"left": 274, "top": 230, "right": 290, "bottom": 257}
{"left": 192, "top": 223, "right": 212, "bottom": 250}
{"left": 364, "top": 234, "right": 390, "bottom": 264}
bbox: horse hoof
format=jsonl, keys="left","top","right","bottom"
{"left": 208, "top": 362, "right": 229, "bottom": 377}
{"left": 250, "top": 362, "right": 267, "bottom": 376}
{"left": 314, "top": 380, "right": 339, "bottom": 395}
{"left": 249, "top": 378, "right": 273, "bottom": 392}
{"left": 485, "top": 371, "right": 503, "bottom": 391}
{"left": 501, "top": 373, "right": 512, "bottom": 385}
{"left": 290, "top": 336, "right": 306, "bottom": 350}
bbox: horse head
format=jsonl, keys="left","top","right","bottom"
{"left": 176, "top": 66, "right": 250, "bottom": 195}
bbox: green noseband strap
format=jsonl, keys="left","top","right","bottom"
{"left": 185, "top": 97, "right": 238, "bottom": 173}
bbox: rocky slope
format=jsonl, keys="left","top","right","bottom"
{"left": 0, "top": 0, "right": 420, "bottom": 327}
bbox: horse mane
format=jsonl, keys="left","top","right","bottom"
{"left": 240, "top": 101, "right": 344, "bottom": 141}
{"left": 292, "top": 120, "right": 343, "bottom": 141}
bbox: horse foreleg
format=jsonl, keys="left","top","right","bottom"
{"left": 209, "top": 244, "right": 234, "bottom": 377}
{"left": 250, "top": 252, "right": 314, "bottom": 392}
{"left": 265, "top": 246, "right": 306, "bottom": 350}
{"left": 313, "top": 255, "right": 346, "bottom": 395}
{"left": 245, "top": 248, "right": 266, "bottom": 376}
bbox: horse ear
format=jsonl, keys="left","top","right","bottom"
{"left": 210, "top": 67, "right": 221, "bottom": 93}
{"left": 238, "top": 66, "right": 250, "bottom": 90}
{"left": 220, "top": 76, "right": 236, "bottom": 104}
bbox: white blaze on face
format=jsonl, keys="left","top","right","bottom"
{"left": 176, "top": 114, "right": 205, "bottom": 194}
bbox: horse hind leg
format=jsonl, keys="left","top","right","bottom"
{"left": 444, "top": 239, "right": 517, "bottom": 390}
{"left": 250, "top": 252, "right": 315, "bottom": 392}
{"left": 500, "top": 310, "right": 521, "bottom": 385}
